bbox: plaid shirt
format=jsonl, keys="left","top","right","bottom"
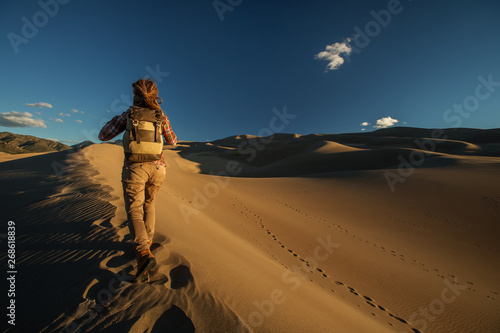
{"left": 98, "top": 109, "right": 177, "bottom": 166}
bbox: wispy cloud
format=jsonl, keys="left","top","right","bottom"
{"left": 59, "top": 112, "right": 71, "bottom": 117}
{"left": 25, "top": 102, "right": 53, "bottom": 108}
{"left": 360, "top": 122, "right": 370, "bottom": 127}
{"left": 71, "top": 108, "right": 84, "bottom": 114}
{"left": 374, "top": 116, "right": 399, "bottom": 129}
{"left": 0, "top": 111, "right": 47, "bottom": 128}
{"left": 54, "top": 118, "right": 64, "bottom": 123}
{"left": 315, "top": 38, "right": 352, "bottom": 71}
{"left": 75, "top": 120, "right": 82, "bottom": 123}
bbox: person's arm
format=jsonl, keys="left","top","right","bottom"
{"left": 162, "top": 114, "right": 177, "bottom": 146}
{"left": 98, "top": 112, "right": 127, "bottom": 141}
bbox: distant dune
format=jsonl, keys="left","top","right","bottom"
{"left": 0, "top": 132, "right": 72, "bottom": 154}
{"left": 178, "top": 127, "right": 500, "bottom": 177}
{"left": 1, "top": 127, "right": 499, "bottom": 333}
{"left": 71, "top": 140, "right": 95, "bottom": 150}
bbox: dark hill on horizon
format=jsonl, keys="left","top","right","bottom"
{"left": 0, "top": 132, "right": 72, "bottom": 154}
{"left": 210, "top": 127, "right": 500, "bottom": 146}
{"left": 358, "top": 126, "right": 500, "bottom": 143}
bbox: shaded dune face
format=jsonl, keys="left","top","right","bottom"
{"left": 175, "top": 128, "right": 500, "bottom": 177}
{"left": 1, "top": 127, "right": 499, "bottom": 333}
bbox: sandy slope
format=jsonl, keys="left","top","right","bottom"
{"left": 1, "top": 130, "right": 500, "bottom": 333}
{"left": 0, "top": 151, "right": 53, "bottom": 162}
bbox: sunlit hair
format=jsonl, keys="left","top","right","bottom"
{"left": 132, "top": 78, "right": 163, "bottom": 110}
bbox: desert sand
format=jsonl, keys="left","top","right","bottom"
{"left": 0, "top": 151, "right": 53, "bottom": 163}
{"left": 1, "top": 129, "right": 500, "bottom": 332}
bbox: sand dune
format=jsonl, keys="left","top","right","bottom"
{"left": 0, "top": 151, "right": 53, "bottom": 163}
{"left": 1, "top": 129, "right": 500, "bottom": 332}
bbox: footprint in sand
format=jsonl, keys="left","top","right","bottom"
{"left": 83, "top": 235, "right": 184, "bottom": 299}
{"left": 153, "top": 252, "right": 194, "bottom": 289}
{"left": 148, "top": 306, "right": 195, "bottom": 332}
{"left": 169, "top": 265, "right": 193, "bottom": 289}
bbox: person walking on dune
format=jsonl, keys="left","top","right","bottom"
{"left": 98, "top": 78, "right": 177, "bottom": 282}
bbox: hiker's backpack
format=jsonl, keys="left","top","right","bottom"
{"left": 122, "top": 106, "right": 163, "bottom": 162}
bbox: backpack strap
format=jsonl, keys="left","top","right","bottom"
{"left": 133, "top": 121, "right": 140, "bottom": 144}
{"left": 154, "top": 109, "right": 162, "bottom": 143}
{"left": 129, "top": 107, "right": 141, "bottom": 144}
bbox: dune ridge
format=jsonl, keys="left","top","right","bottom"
{"left": 1, "top": 128, "right": 499, "bottom": 332}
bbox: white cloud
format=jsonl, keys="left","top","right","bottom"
{"left": 361, "top": 128, "right": 366, "bottom": 131}
{"left": 0, "top": 111, "right": 47, "bottom": 128}
{"left": 75, "top": 120, "right": 82, "bottom": 123}
{"left": 374, "top": 116, "right": 399, "bottom": 129}
{"left": 59, "top": 112, "right": 71, "bottom": 117}
{"left": 25, "top": 102, "right": 53, "bottom": 108}
{"left": 35, "top": 111, "right": 42, "bottom": 115}
{"left": 44, "top": 138, "right": 59, "bottom": 141}
{"left": 54, "top": 118, "right": 64, "bottom": 123}
{"left": 360, "top": 122, "right": 370, "bottom": 126}
{"left": 315, "top": 38, "right": 352, "bottom": 71}
{"left": 71, "top": 108, "right": 84, "bottom": 114}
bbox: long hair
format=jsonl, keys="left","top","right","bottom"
{"left": 132, "top": 78, "right": 163, "bottom": 110}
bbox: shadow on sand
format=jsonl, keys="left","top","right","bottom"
{"left": 0, "top": 150, "right": 136, "bottom": 332}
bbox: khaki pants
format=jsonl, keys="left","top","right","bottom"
{"left": 122, "top": 163, "right": 166, "bottom": 253}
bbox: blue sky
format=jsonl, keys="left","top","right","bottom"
{"left": 1, "top": 0, "right": 499, "bottom": 143}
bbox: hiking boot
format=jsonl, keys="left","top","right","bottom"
{"left": 134, "top": 249, "right": 156, "bottom": 283}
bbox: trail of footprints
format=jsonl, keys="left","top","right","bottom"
{"left": 243, "top": 187, "right": 497, "bottom": 299}
{"left": 481, "top": 195, "right": 500, "bottom": 210}
{"left": 233, "top": 196, "right": 423, "bottom": 332}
